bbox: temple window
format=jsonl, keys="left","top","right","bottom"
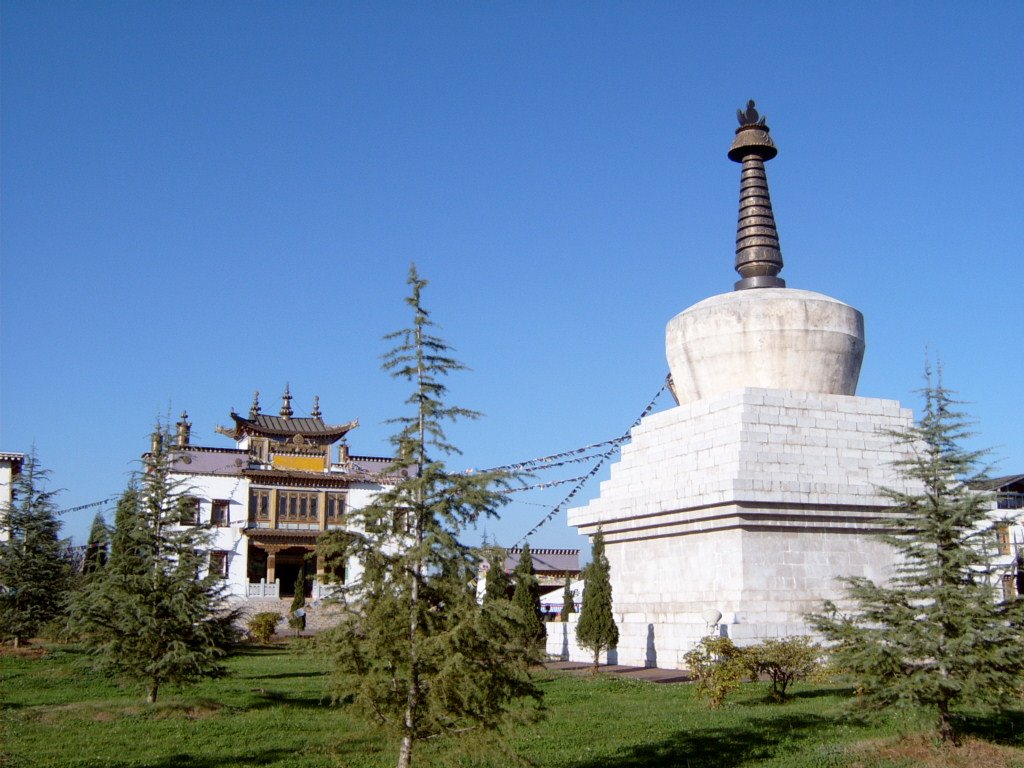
{"left": 1002, "top": 573, "right": 1017, "bottom": 601}
{"left": 997, "top": 524, "right": 1012, "bottom": 556}
{"left": 177, "top": 496, "right": 200, "bottom": 526}
{"left": 249, "top": 489, "right": 270, "bottom": 522}
{"left": 211, "top": 500, "right": 229, "bottom": 527}
{"left": 326, "top": 492, "right": 346, "bottom": 524}
{"left": 209, "top": 550, "right": 228, "bottom": 578}
{"left": 277, "top": 491, "right": 319, "bottom": 523}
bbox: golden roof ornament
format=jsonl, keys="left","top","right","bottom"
{"left": 175, "top": 410, "right": 192, "bottom": 447}
{"left": 279, "top": 384, "right": 293, "bottom": 419}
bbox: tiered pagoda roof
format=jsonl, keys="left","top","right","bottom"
{"left": 225, "top": 412, "right": 358, "bottom": 442}
{"left": 215, "top": 386, "right": 358, "bottom": 444}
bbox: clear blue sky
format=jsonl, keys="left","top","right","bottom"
{"left": 2, "top": 2, "right": 1022, "bottom": 550}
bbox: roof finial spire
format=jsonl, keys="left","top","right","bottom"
{"left": 728, "top": 100, "right": 785, "bottom": 290}
{"left": 279, "top": 384, "right": 293, "bottom": 419}
{"left": 175, "top": 410, "right": 191, "bottom": 447}
{"left": 249, "top": 390, "right": 261, "bottom": 418}
{"left": 311, "top": 394, "right": 322, "bottom": 420}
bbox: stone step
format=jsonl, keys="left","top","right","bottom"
{"left": 233, "top": 596, "right": 343, "bottom": 636}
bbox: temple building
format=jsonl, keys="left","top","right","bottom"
{"left": 167, "top": 387, "right": 392, "bottom": 603}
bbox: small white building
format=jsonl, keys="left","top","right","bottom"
{"left": 167, "top": 387, "right": 391, "bottom": 607}
{"left": 977, "top": 474, "right": 1024, "bottom": 600}
{"left": 0, "top": 452, "right": 26, "bottom": 543}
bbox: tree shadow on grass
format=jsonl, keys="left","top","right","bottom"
{"left": 782, "top": 686, "right": 857, "bottom": 701}
{"left": 955, "top": 708, "right": 1024, "bottom": 748}
{"left": 228, "top": 645, "right": 291, "bottom": 657}
{"left": 97, "top": 748, "right": 295, "bottom": 767}
{"left": 240, "top": 670, "right": 325, "bottom": 681}
{"left": 569, "top": 712, "right": 861, "bottom": 768}
{"left": 244, "top": 688, "right": 330, "bottom": 710}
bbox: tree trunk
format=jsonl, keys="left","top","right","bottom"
{"left": 938, "top": 700, "right": 957, "bottom": 745}
{"left": 592, "top": 648, "right": 600, "bottom": 674}
{"left": 147, "top": 683, "right": 158, "bottom": 704}
{"left": 13, "top": 636, "right": 20, "bottom": 649}
{"left": 397, "top": 731, "right": 413, "bottom": 768}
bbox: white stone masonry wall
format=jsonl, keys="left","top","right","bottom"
{"left": 567, "top": 387, "right": 919, "bottom": 669}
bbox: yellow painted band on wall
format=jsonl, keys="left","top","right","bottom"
{"left": 272, "top": 455, "right": 325, "bottom": 472}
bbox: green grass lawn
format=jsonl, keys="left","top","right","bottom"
{"left": 2, "top": 643, "right": 1023, "bottom": 768}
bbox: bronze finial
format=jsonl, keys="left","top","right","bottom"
{"left": 175, "top": 410, "right": 192, "bottom": 447}
{"left": 728, "top": 100, "right": 784, "bottom": 290}
{"left": 311, "top": 395, "right": 322, "bottom": 420}
{"left": 736, "top": 99, "right": 767, "bottom": 128}
{"left": 249, "top": 390, "right": 261, "bottom": 418}
{"left": 280, "top": 384, "right": 293, "bottom": 419}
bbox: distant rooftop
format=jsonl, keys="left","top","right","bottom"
{"left": 503, "top": 547, "right": 581, "bottom": 576}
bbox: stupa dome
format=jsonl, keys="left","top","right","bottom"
{"left": 666, "top": 288, "right": 864, "bottom": 402}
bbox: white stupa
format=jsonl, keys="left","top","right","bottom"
{"left": 566, "top": 102, "right": 917, "bottom": 669}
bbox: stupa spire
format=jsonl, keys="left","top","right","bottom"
{"left": 249, "top": 390, "right": 261, "bottom": 418}
{"left": 728, "top": 100, "right": 785, "bottom": 290}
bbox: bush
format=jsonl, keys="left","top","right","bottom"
{"left": 683, "top": 635, "right": 748, "bottom": 708}
{"left": 745, "top": 636, "right": 821, "bottom": 702}
{"left": 247, "top": 612, "right": 282, "bottom": 644}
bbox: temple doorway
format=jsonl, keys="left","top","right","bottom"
{"left": 275, "top": 548, "right": 315, "bottom": 598}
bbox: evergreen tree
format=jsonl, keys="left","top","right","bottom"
{"left": 82, "top": 512, "right": 110, "bottom": 574}
{"left": 321, "top": 265, "right": 541, "bottom": 768}
{"left": 576, "top": 530, "right": 618, "bottom": 672}
{"left": 289, "top": 567, "right": 307, "bottom": 635}
{"left": 0, "top": 453, "right": 72, "bottom": 647}
{"left": 72, "top": 426, "right": 239, "bottom": 703}
{"left": 809, "top": 367, "right": 1024, "bottom": 744}
{"left": 511, "top": 542, "right": 545, "bottom": 645}
{"left": 559, "top": 577, "right": 575, "bottom": 621}
{"left": 481, "top": 546, "right": 511, "bottom": 604}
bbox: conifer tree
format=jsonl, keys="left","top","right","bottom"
{"left": 0, "top": 453, "right": 72, "bottom": 647}
{"left": 576, "top": 530, "right": 618, "bottom": 672}
{"left": 482, "top": 546, "right": 511, "bottom": 604}
{"left": 72, "top": 427, "right": 239, "bottom": 703}
{"left": 559, "top": 577, "right": 575, "bottom": 621}
{"left": 82, "top": 512, "right": 110, "bottom": 574}
{"left": 322, "top": 265, "right": 541, "bottom": 768}
{"left": 289, "top": 567, "right": 307, "bottom": 635}
{"left": 809, "top": 366, "right": 1024, "bottom": 744}
{"left": 511, "top": 542, "right": 545, "bottom": 645}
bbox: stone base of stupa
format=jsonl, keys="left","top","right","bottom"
{"left": 566, "top": 387, "right": 916, "bottom": 670}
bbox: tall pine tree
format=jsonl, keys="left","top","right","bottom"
{"left": 809, "top": 366, "right": 1024, "bottom": 744}
{"left": 82, "top": 512, "right": 110, "bottom": 574}
{"left": 72, "top": 427, "right": 238, "bottom": 703}
{"left": 576, "top": 530, "right": 618, "bottom": 672}
{"left": 481, "top": 546, "right": 512, "bottom": 604}
{"left": 0, "top": 453, "right": 72, "bottom": 647}
{"left": 289, "top": 566, "right": 307, "bottom": 635}
{"left": 511, "top": 542, "right": 545, "bottom": 647}
{"left": 321, "top": 265, "right": 541, "bottom": 768}
{"left": 559, "top": 577, "right": 575, "bottom": 622}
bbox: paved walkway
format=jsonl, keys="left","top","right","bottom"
{"left": 544, "top": 660, "right": 691, "bottom": 684}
